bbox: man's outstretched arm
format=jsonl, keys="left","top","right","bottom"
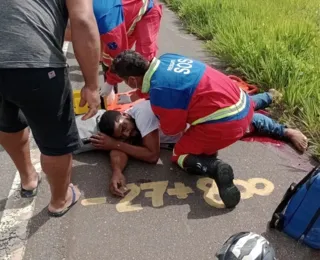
{"left": 109, "top": 150, "right": 128, "bottom": 197}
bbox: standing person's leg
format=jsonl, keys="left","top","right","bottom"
{"left": 0, "top": 68, "right": 81, "bottom": 217}
{"left": 0, "top": 98, "right": 39, "bottom": 196}
{"left": 172, "top": 125, "right": 241, "bottom": 208}
{"left": 133, "top": 4, "right": 162, "bottom": 61}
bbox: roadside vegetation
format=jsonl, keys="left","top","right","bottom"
{"left": 164, "top": 0, "right": 320, "bottom": 159}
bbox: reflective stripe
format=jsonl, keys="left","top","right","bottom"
{"left": 142, "top": 57, "right": 160, "bottom": 93}
{"left": 102, "top": 61, "right": 110, "bottom": 67}
{"left": 102, "top": 52, "right": 113, "bottom": 61}
{"left": 173, "top": 149, "right": 177, "bottom": 157}
{"left": 177, "top": 154, "right": 188, "bottom": 168}
{"left": 127, "top": 0, "right": 149, "bottom": 36}
{"left": 103, "top": 0, "right": 149, "bottom": 63}
{"left": 191, "top": 89, "right": 247, "bottom": 126}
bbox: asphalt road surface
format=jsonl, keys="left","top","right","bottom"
{"left": 0, "top": 3, "right": 319, "bottom": 260}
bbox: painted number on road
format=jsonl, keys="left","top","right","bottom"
{"left": 116, "top": 183, "right": 143, "bottom": 213}
{"left": 196, "top": 177, "right": 274, "bottom": 209}
{"left": 81, "top": 177, "right": 274, "bottom": 213}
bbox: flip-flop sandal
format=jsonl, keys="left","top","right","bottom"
{"left": 48, "top": 185, "right": 79, "bottom": 218}
{"left": 20, "top": 172, "right": 42, "bottom": 198}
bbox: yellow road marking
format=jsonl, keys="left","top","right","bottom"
{"left": 81, "top": 178, "right": 275, "bottom": 212}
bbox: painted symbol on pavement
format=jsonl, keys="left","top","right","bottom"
{"left": 81, "top": 177, "right": 275, "bottom": 213}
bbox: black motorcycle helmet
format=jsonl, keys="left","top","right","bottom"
{"left": 216, "top": 232, "right": 276, "bottom": 260}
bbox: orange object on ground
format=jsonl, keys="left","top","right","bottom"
{"left": 104, "top": 90, "right": 146, "bottom": 112}
{"left": 228, "top": 75, "right": 259, "bottom": 95}
{"left": 104, "top": 76, "right": 258, "bottom": 112}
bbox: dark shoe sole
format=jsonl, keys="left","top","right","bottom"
{"left": 20, "top": 172, "right": 42, "bottom": 198}
{"left": 48, "top": 185, "right": 79, "bottom": 218}
{"left": 214, "top": 162, "right": 240, "bottom": 208}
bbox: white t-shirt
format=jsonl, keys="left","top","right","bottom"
{"left": 126, "top": 100, "right": 183, "bottom": 144}
{"left": 73, "top": 101, "right": 183, "bottom": 154}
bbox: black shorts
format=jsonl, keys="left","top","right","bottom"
{"left": 0, "top": 68, "right": 81, "bottom": 156}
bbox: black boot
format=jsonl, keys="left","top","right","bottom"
{"left": 183, "top": 154, "right": 240, "bottom": 208}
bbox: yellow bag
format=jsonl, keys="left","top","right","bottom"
{"left": 73, "top": 90, "right": 103, "bottom": 115}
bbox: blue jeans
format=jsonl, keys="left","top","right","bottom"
{"left": 250, "top": 93, "right": 285, "bottom": 138}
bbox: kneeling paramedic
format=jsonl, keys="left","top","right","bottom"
{"left": 110, "top": 50, "right": 255, "bottom": 208}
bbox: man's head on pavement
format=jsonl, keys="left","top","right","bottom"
{"left": 98, "top": 110, "right": 140, "bottom": 142}
{"left": 111, "top": 50, "right": 149, "bottom": 90}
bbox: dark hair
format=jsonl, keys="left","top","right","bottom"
{"left": 111, "top": 50, "right": 149, "bottom": 78}
{"left": 98, "top": 110, "right": 143, "bottom": 145}
{"left": 98, "top": 110, "right": 121, "bottom": 136}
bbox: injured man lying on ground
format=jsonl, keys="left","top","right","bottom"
{"left": 74, "top": 92, "right": 307, "bottom": 198}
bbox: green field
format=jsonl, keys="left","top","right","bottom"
{"left": 164, "top": 0, "right": 320, "bottom": 159}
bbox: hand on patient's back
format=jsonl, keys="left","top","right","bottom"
{"left": 110, "top": 173, "right": 127, "bottom": 197}
{"left": 90, "top": 132, "right": 116, "bottom": 150}
{"left": 117, "top": 94, "right": 131, "bottom": 105}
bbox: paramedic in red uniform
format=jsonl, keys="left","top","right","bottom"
{"left": 65, "top": 0, "right": 162, "bottom": 102}
{"left": 110, "top": 50, "right": 255, "bottom": 208}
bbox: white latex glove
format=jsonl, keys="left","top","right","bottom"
{"left": 99, "top": 82, "right": 114, "bottom": 97}
{"left": 117, "top": 94, "right": 132, "bottom": 104}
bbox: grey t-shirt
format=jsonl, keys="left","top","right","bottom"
{"left": 74, "top": 110, "right": 106, "bottom": 154}
{"left": 0, "top": 0, "right": 68, "bottom": 68}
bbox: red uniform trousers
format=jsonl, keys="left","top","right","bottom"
{"left": 102, "top": 3, "right": 162, "bottom": 85}
{"left": 172, "top": 103, "right": 255, "bottom": 166}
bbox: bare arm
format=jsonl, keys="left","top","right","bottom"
{"left": 65, "top": 22, "right": 103, "bottom": 62}
{"left": 109, "top": 150, "right": 128, "bottom": 197}
{"left": 115, "top": 130, "right": 160, "bottom": 164}
{"left": 66, "top": 0, "right": 100, "bottom": 89}
{"left": 110, "top": 150, "right": 128, "bottom": 175}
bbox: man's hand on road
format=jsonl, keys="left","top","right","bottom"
{"left": 80, "top": 86, "right": 100, "bottom": 120}
{"left": 90, "top": 132, "right": 117, "bottom": 150}
{"left": 110, "top": 172, "right": 127, "bottom": 197}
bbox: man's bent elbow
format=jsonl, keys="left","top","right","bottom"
{"left": 147, "top": 153, "right": 160, "bottom": 164}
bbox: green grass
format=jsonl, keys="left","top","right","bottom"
{"left": 165, "top": 0, "right": 320, "bottom": 159}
